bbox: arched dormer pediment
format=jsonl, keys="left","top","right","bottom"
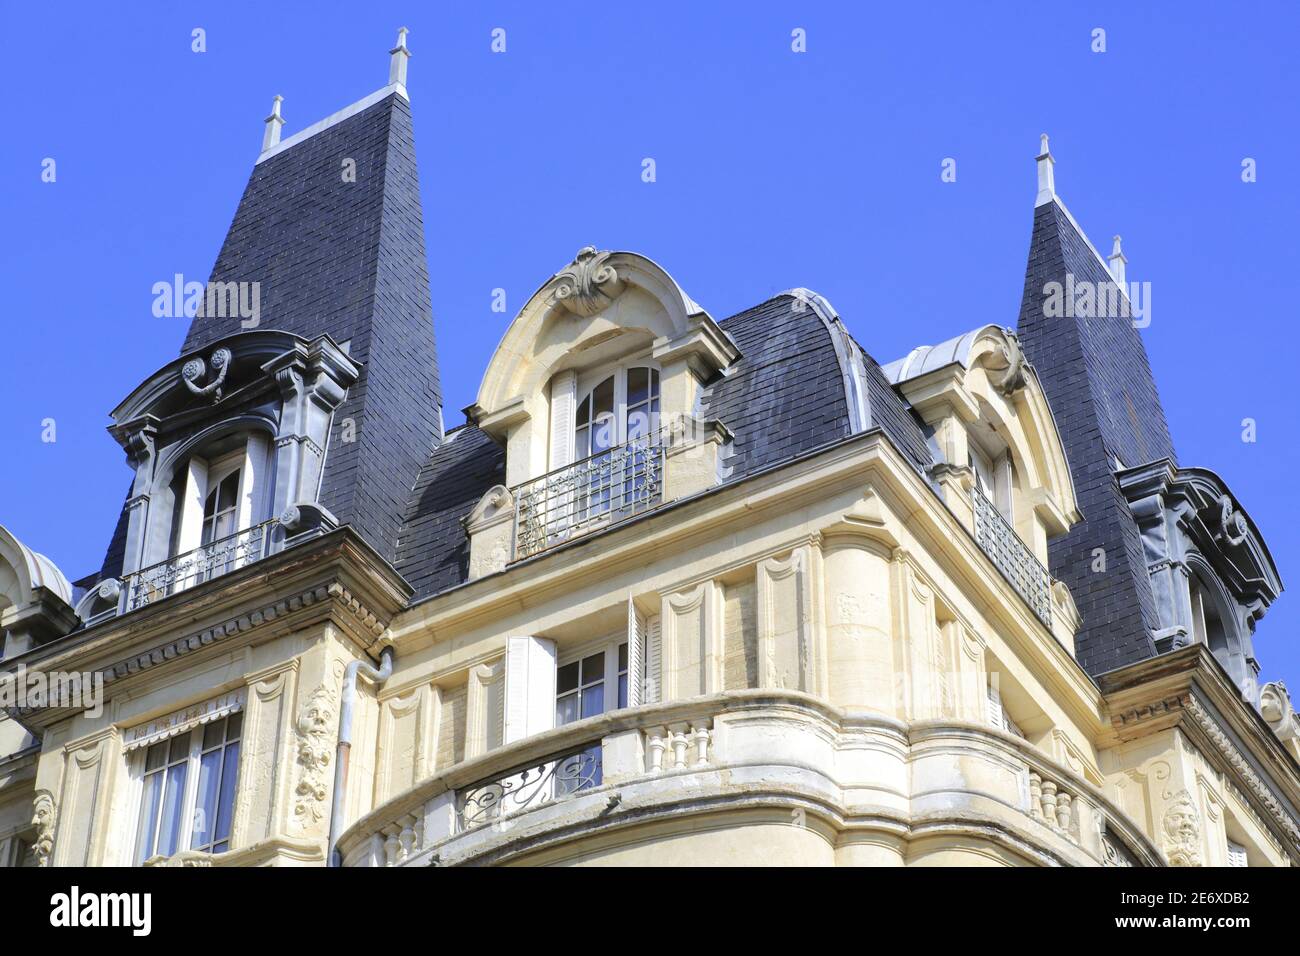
{"left": 109, "top": 330, "right": 359, "bottom": 430}
{"left": 884, "top": 325, "right": 1080, "bottom": 537}
{"left": 1117, "top": 461, "right": 1283, "bottom": 620}
{"left": 0, "top": 525, "right": 77, "bottom": 656}
{"left": 468, "top": 248, "right": 739, "bottom": 487}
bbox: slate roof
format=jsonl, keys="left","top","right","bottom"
{"left": 395, "top": 292, "right": 933, "bottom": 602}
{"left": 1016, "top": 198, "right": 1178, "bottom": 675}
{"left": 98, "top": 90, "right": 443, "bottom": 577}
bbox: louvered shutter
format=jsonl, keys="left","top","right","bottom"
{"left": 986, "top": 676, "right": 1005, "bottom": 731}
{"left": 627, "top": 598, "right": 644, "bottom": 708}
{"left": 1227, "top": 840, "right": 1248, "bottom": 867}
{"left": 549, "top": 370, "right": 578, "bottom": 470}
{"left": 643, "top": 614, "right": 662, "bottom": 704}
{"left": 503, "top": 636, "right": 557, "bottom": 744}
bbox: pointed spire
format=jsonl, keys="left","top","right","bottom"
{"left": 389, "top": 27, "right": 411, "bottom": 87}
{"left": 1035, "top": 132, "right": 1056, "bottom": 207}
{"left": 261, "top": 95, "right": 285, "bottom": 152}
{"left": 1108, "top": 235, "right": 1128, "bottom": 286}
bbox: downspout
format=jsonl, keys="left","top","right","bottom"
{"left": 327, "top": 644, "right": 394, "bottom": 867}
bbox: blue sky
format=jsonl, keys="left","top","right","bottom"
{"left": 1, "top": 2, "right": 1296, "bottom": 687}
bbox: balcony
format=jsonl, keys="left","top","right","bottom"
{"left": 971, "top": 486, "right": 1053, "bottom": 627}
{"left": 512, "top": 433, "right": 665, "bottom": 561}
{"left": 337, "top": 690, "right": 1159, "bottom": 868}
{"left": 121, "top": 519, "right": 279, "bottom": 612}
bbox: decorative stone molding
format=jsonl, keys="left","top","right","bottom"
{"left": 1259, "top": 681, "right": 1299, "bottom": 753}
{"left": 549, "top": 246, "right": 627, "bottom": 317}
{"left": 181, "top": 347, "right": 233, "bottom": 402}
{"left": 984, "top": 331, "right": 1029, "bottom": 397}
{"left": 279, "top": 502, "right": 339, "bottom": 542}
{"left": 1160, "top": 789, "right": 1203, "bottom": 867}
{"left": 31, "top": 790, "right": 56, "bottom": 867}
{"left": 1218, "top": 494, "right": 1249, "bottom": 547}
{"left": 465, "top": 485, "right": 516, "bottom": 581}
{"left": 1184, "top": 695, "right": 1300, "bottom": 849}
{"left": 292, "top": 684, "right": 337, "bottom": 831}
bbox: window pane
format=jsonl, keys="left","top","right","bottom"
{"left": 628, "top": 367, "right": 649, "bottom": 405}
{"left": 556, "top": 662, "right": 580, "bottom": 694}
{"left": 169, "top": 731, "right": 192, "bottom": 764}
{"left": 135, "top": 772, "right": 164, "bottom": 864}
{"left": 218, "top": 471, "right": 240, "bottom": 510}
{"left": 618, "top": 673, "right": 628, "bottom": 709}
{"left": 580, "top": 682, "right": 605, "bottom": 719}
{"left": 592, "top": 412, "right": 615, "bottom": 452}
{"left": 575, "top": 425, "right": 590, "bottom": 461}
{"left": 226, "top": 711, "right": 243, "bottom": 741}
{"left": 556, "top": 693, "right": 579, "bottom": 726}
{"left": 214, "top": 741, "right": 240, "bottom": 847}
{"left": 592, "top": 377, "right": 614, "bottom": 416}
{"left": 191, "top": 748, "right": 223, "bottom": 849}
{"left": 575, "top": 394, "right": 590, "bottom": 427}
{"left": 626, "top": 407, "right": 651, "bottom": 440}
{"left": 203, "top": 720, "right": 225, "bottom": 751}
{"left": 157, "top": 762, "right": 188, "bottom": 858}
{"left": 581, "top": 652, "right": 605, "bottom": 683}
{"left": 618, "top": 643, "right": 628, "bottom": 671}
{"left": 145, "top": 741, "right": 167, "bottom": 772}
{"left": 204, "top": 487, "right": 219, "bottom": 519}
{"left": 649, "top": 368, "right": 660, "bottom": 397}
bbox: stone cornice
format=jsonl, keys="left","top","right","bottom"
{"left": 1098, "top": 644, "right": 1300, "bottom": 856}
{"left": 4, "top": 528, "right": 411, "bottom": 729}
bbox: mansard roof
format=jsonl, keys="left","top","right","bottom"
{"left": 396, "top": 289, "right": 933, "bottom": 602}
{"left": 97, "top": 85, "right": 443, "bottom": 577}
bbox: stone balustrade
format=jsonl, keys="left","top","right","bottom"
{"left": 643, "top": 721, "right": 712, "bottom": 773}
{"left": 1027, "top": 769, "right": 1080, "bottom": 843}
{"left": 337, "top": 690, "right": 1158, "bottom": 868}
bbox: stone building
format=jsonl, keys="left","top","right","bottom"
{"left": 1, "top": 34, "right": 1295, "bottom": 868}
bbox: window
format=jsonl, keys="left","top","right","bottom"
{"left": 555, "top": 641, "right": 631, "bottom": 726}
{"left": 552, "top": 640, "right": 630, "bottom": 796}
{"left": 556, "top": 651, "right": 607, "bottom": 726}
{"left": 969, "top": 442, "right": 1012, "bottom": 519}
{"left": 201, "top": 467, "right": 241, "bottom": 545}
{"left": 133, "top": 712, "right": 242, "bottom": 864}
{"left": 574, "top": 366, "right": 660, "bottom": 460}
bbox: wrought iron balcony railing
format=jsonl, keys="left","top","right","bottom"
{"left": 513, "top": 433, "right": 665, "bottom": 560}
{"left": 456, "top": 742, "right": 603, "bottom": 833}
{"left": 122, "top": 518, "right": 278, "bottom": 612}
{"left": 971, "top": 486, "right": 1053, "bottom": 627}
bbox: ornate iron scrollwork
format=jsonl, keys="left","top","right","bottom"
{"left": 456, "top": 747, "right": 602, "bottom": 831}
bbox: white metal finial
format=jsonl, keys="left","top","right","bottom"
{"left": 1035, "top": 132, "right": 1056, "bottom": 207}
{"left": 389, "top": 27, "right": 411, "bottom": 87}
{"left": 1108, "top": 234, "right": 1128, "bottom": 286}
{"left": 262, "top": 95, "right": 285, "bottom": 152}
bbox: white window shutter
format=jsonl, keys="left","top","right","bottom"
{"left": 986, "top": 676, "right": 1004, "bottom": 731}
{"left": 549, "top": 370, "right": 578, "bottom": 470}
{"left": 643, "top": 614, "right": 662, "bottom": 704}
{"left": 176, "top": 457, "right": 209, "bottom": 555}
{"left": 238, "top": 433, "right": 273, "bottom": 529}
{"left": 1227, "top": 840, "right": 1248, "bottom": 867}
{"left": 503, "top": 636, "right": 557, "bottom": 744}
{"left": 627, "top": 598, "right": 644, "bottom": 708}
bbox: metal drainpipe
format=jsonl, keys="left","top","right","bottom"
{"left": 327, "top": 644, "right": 394, "bottom": 867}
